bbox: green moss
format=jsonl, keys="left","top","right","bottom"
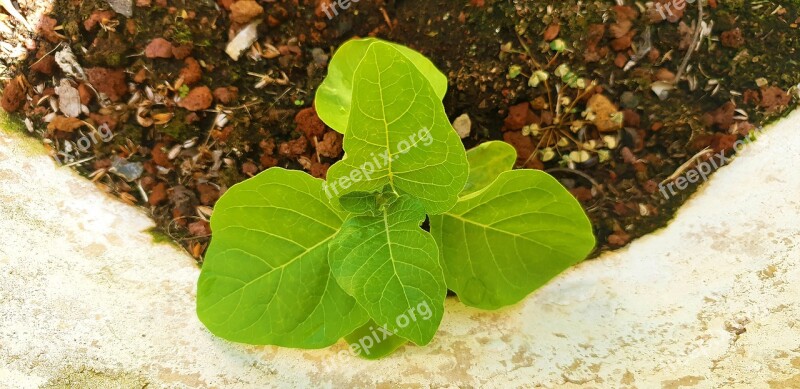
{"left": 0, "top": 111, "right": 27, "bottom": 133}
{"left": 85, "top": 33, "right": 130, "bottom": 67}
{"left": 62, "top": 20, "right": 80, "bottom": 40}
{"left": 144, "top": 226, "right": 176, "bottom": 245}
{"left": 158, "top": 110, "right": 196, "bottom": 141}
{"left": 171, "top": 21, "right": 194, "bottom": 45}
{"left": 178, "top": 84, "right": 190, "bottom": 98}
{"left": 0, "top": 112, "right": 44, "bottom": 157}
{"left": 218, "top": 165, "right": 247, "bottom": 188}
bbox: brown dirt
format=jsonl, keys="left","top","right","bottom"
{"left": 1, "top": 0, "right": 798, "bottom": 260}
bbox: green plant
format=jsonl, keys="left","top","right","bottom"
{"left": 177, "top": 84, "right": 190, "bottom": 98}
{"left": 196, "top": 38, "right": 595, "bottom": 358}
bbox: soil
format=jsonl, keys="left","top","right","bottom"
{"left": 1, "top": 0, "right": 798, "bottom": 260}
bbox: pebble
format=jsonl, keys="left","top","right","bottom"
{"left": 111, "top": 156, "right": 144, "bottom": 182}
{"left": 453, "top": 114, "right": 472, "bottom": 139}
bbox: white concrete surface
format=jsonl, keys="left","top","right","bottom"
{"left": 1, "top": 110, "right": 799, "bottom": 388}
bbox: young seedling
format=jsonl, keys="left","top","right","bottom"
{"left": 196, "top": 38, "right": 595, "bottom": 358}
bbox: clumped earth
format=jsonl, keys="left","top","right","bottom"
{"left": 1, "top": 0, "right": 798, "bottom": 259}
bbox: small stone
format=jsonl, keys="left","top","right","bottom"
{"left": 148, "top": 182, "right": 168, "bottom": 206}
{"left": 133, "top": 68, "right": 147, "bottom": 83}
{"left": 504, "top": 102, "right": 531, "bottom": 130}
{"left": 86, "top": 67, "right": 127, "bottom": 102}
{"left": 587, "top": 94, "right": 622, "bottom": 133}
{"left": 614, "top": 53, "right": 628, "bottom": 68}
{"left": 31, "top": 54, "right": 56, "bottom": 75}
{"left": 172, "top": 44, "right": 193, "bottom": 60}
{"left": 188, "top": 220, "right": 211, "bottom": 237}
{"left": 107, "top": 0, "right": 133, "bottom": 17}
{"left": 311, "top": 48, "right": 329, "bottom": 66}
{"left": 38, "top": 16, "right": 62, "bottom": 43}
{"left": 759, "top": 87, "right": 791, "bottom": 113}
{"left": 316, "top": 131, "right": 343, "bottom": 158}
{"left": 278, "top": 137, "right": 308, "bottom": 157}
{"left": 295, "top": 107, "right": 326, "bottom": 141}
{"left": 543, "top": 23, "right": 560, "bottom": 41}
{"left": 78, "top": 83, "right": 94, "bottom": 105}
{"left": 611, "top": 32, "right": 634, "bottom": 51}
{"left": 178, "top": 86, "right": 213, "bottom": 111}
{"left": 151, "top": 143, "right": 173, "bottom": 168}
{"left": 47, "top": 116, "right": 85, "bottom": 133}
{"left": 196, "top": 183, "right": 220, "bottom": 205}
{"left": 241, "top": 161, "right": 258, "bottom": 176}
{"left": 88, "top": 113, "right": 119, "bottom": 131}
{"left": 721, "top": 28, "right": 745, "bottom": 49}
{"left": 84, "top": 10, "right": 116, "bottom": 32}
{"left": 54, "top": 79, "right": 82, "bottom": 118}
{"left": 111, "top": 156, "right": 144, "bottom": 182}
{"left": 179, "top": 58, "right": 202, "bottom": 85}
{"left": 212, "top": 87, "right": 238, "bottom": 105}
{"left": 144, "top": 38, "right": 174, "bottom": 59}
{"left": 452, "top": 114, "right": 472, "bottom": 139}
{"left": 654, "top": 68, "right": 676, "bottom": 83}
{"left": 1, "top": 77, "right": 26, "bottom": 113}
{"left": 230, "top": 0, "right": 264, "bottom": 24}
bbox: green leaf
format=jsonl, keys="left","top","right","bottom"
{"left": 196, "top": 168, "right": 368, "bottom": 348}
{"left": 328, "top": 195, "right": 446, "bottom": 345}
{"left": 343, "top": 320, "right": 408, "bottom": 359}
{"left": 315, "top": 38, "right": 448, "bottom": 134}
{"left": 462, "top": 141, "right": 517, "bottom": 196}
{"left": 323, "top": 40, "right": 468, "bottom": 215}
{"left": 430, "top": 170, "right": 596, "bottom": 310}
{"left": 337, "top": 190, "right": 390, "bottom": 216}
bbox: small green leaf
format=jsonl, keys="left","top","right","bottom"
{"left": 197, "top": 168, "right": 368, "bottom": 348}
{"left": 315, "top": 38, "right": 448, "bottom": 134}
{"left": 430, "top": 170, "right": 595, "bottom": 310}
{"left": 329, "top": 195, "right": 446, "bottom": 345}
{"left": 343, "top": 320, "right": 408, "bottom": 359}
{"left": 324, "top": 40, "right": 468, "bottom": 215}
{"left": 462, "top": 141, "right": 517, "bottom": 196}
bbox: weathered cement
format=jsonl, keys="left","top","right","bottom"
{"left": 1, "top": 110, "right": 799, "bottom": 388}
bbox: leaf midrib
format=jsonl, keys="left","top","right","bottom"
{"left": 205, "top": 233, "right": 337, "bottom": 313}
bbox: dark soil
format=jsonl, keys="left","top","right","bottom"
{"left": 2, "top": 0, "right": 798, "bottom": 259}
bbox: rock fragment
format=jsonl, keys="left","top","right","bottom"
{"left": 230, "top": 0, "right": 264, "bottom": 24}
{"left": 178, "top": 86, "right": 213, "bottom": 111}
{"left": 145, "top": 38, "right": 174, "bottom": 59}
{"left": 587, "top": 94, "right": 622, "bottom": 132}
{"left": 55, "top": 80, "right": 82, "bottom": 118}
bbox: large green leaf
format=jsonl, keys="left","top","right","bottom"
{"left": 430, "top": 170, "right": 595, "bottom": 310}
{"left": 315, "top": 38, "right": 448, "bottom": 133}
{"left": 462, "top": 141, "right": 517, "bottom": 196}
{"left": 343, "top": 320, "right": 408, "bottom": 360}
{"left": 324, "top": 40, "right": 468, "bottom": 215}
{"left": 328, "top": 195, "right": 446, "bottom": 345}
{"left": 196, "top": 168, "right": 368, "bottom": 348}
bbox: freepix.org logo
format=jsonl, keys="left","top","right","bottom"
{"left": 658, "top": 127, "right": 763, "bottom": 200}
{"left": 53, "top": 123, "right": 114, "bottom": 165}
{"left": 320, "top": 0, "right": 361, "bottom": 20}
{"left": 322, "top": 300, "right": 434, "bottom": 370}
{"left": 322, "top": 127, "right": 434, "bottom": 199}
{"left": 653, "top": 0, "right": 697, "bottom": 22}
